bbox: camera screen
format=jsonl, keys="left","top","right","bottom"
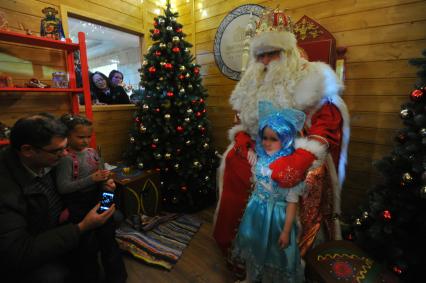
{"left": 99, "top": 192, "right": 114, "bottom": 212}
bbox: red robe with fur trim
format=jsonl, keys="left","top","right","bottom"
{"left": 213, "top": 61, "right": 349, "bottom": 256}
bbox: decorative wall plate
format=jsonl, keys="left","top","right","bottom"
{"left": 213, "top": 4, "right": 264, "bottom": 81}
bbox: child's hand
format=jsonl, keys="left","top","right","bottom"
{"left": 103, "top": 178, "right": 116, "bottom": 191}
{"left": 91, "top": 170, "right": 111, "bottom": 182}
{"left": 278, "top": 230, "right": 290, "bottom": 249}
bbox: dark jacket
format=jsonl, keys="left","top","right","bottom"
{"left": 95, "top": 86, "right": 130, "bottom": 104}
{"left": 0, "top": 147, "right": 80, "bottom": 275}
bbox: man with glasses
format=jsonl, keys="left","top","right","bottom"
{"left": 0, "top": 114, "right": 115, "bottom": 283}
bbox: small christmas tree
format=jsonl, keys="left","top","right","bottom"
{"left": 347, "top": 50, "right": 426, "bottom": 282}
{"left": 125, "top": 1, "right": 219, "bottom": 212}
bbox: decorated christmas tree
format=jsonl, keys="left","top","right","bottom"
{"left": 347, "top": 50, "right": 426, "bottom": 282}
{"left": 125, "top": 1, "right": 219, "bottom": 212}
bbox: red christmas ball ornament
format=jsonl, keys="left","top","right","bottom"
{"left": 151, "top": 144, "right": 157, "bottom": 149}
{"left": 155, "top": 108, "right": 160, "bottom": 112}
{"left": 176, "top": 28, "right": 182, "bottom": 33}
{"left": 410, "top": 89, "right": 424, "bottom": 101}
{"left": 200, "top": 127, "right": 206, "bottom": 133}
{"left": 176, "top": 148, "right": 181, "bottom": 153}
{"left": 155, "top": 51, "right": 161, "bottom": 56}
{"left": 164, "top": 63, "right": 173, "bottom": 69}
{"left": 176, "top": 126, "right": 184, "bottom": 133}
{"left": 135, "top": 117, "right": 140, "bottom": 122}
{"left": 154, "top": 22, "right": 158, "bottom": 27}
{"left": 392, "top": 266, "right": 403, "bottom": 275}
{"left": 199, "top": 98, "right": 204, "bottom": 103}
{"left": 382, "top": 210, "right": 392, "bottom": 220}
{"left": 148, "top": 66, "right": 156, "bottom": 73}
{"left": 167, "top": 91, "right": 174, "bottom": 97}
{"left": 193, "top": 67, "right": 200, "bottom": 75}
{"left": 172, "top": 47, "right": 180, "bottom": 53}
{"left": 153, "top": 29, "right": 160, "bottom": 35}
{"left": 178, "top": 74, "right": 185, "bottom": 80}
{"left": 202, "top": 109, "right": 206, "bottom": 113}
{"left": 181, "top": 186, "right": 187, "bottom": 192}
{"left": 196, "top": 112, "right": 202, "bottom": 117}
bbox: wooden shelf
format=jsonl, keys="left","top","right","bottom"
{"left": 0, "top": 87, "right": 83, "bottom": 93}
{"left": 0, "top": 30, "right": 79, "bottom": 51}
{"left": 0, "top": 139, "right": 10, "bottom": 145}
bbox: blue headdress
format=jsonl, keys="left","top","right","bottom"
{"left": 256, "top": 101, "right": 306, "bottom": 156}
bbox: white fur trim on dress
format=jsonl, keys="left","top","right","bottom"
{"left": 212, "top": 142, "right": 234, "bottom": 231}
{"left": 250, "top": 31, "right": 297, "bottom": 58}
{"left": 294, "top": 137, "right": 327, "bottom": 169}
{"left": 228, "top": 124, "right": 248, "bottom": 142}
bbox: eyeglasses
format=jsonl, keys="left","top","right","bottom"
{"left": 33, "top": 145, "right": 68, "bottom": 156}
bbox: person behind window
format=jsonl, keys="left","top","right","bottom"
{"left": 90, "top": 71, "right": 130, "bottom": 105}
{"left": 108, "top": 70, "right": 124, "bottom": 88}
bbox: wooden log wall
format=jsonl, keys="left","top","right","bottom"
{"left": 182, "top": 0, "right": 426, "bottom": 215}
{"left": 1, "top": 0, "right": 425, "bottom": 215}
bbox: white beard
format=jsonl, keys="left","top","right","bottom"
{"left": 230, "top": 53, "right": 308, "bottom": 138}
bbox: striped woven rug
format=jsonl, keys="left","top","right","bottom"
{"left": 116, "top": 214, "right": 202, "bottom": 270}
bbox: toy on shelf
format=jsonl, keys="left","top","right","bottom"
{"left": 0, "top": 74, "right": 13, "bottom": 87}
{"left": 40, "top": 7, "right": 65, "bottom": 40}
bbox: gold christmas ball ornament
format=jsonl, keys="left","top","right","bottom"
{"left": 185, "top": 73, "right": 190, "bottom": 78}
{"left": 172, "top": 36, "right": 180, "bottom": 43}
{"left": 142, "top": 60, "right": 148, "bottom": 66}
{"left": 130, "top": 137, "right": 135, "bottom": 143}
{"left": 354, "top": 218, "right": 362, "bottom": 226}
{"left": 174, "top": 163, "right": 180, "bottom": 170}
{"left": 159, "top": 77, "right": 164, "bottom": 81}
{"left": 197, "top": 124, "right": 203, "bottom": 129}
{"left": 166, "top": 26, "right": 173, "bottom": 31}
{"left": 179, "top": 88, "right": 185, "bottom": 94}
{"left": 143, "top": 104, "right": 149, "bottom": 110}
{"left": 153, "top": 138, "right": 159, "bottom": 144}
{"left": 170, "top": 17, "right": 177, "bottom": 22}
{"left": 362, "top": 211, "right": 369, "bottom": 219}
{"left": 186, "top": 109, "right": 193, "bottom": 114}
{"left": 154, "top": 153, "right": 162, "bottom": 160}
{"left": 184, "top": 117, "right": 190, "bottom": 122}
{"left": 204, "top": 176, "right": 210, "bottom": 181}
{"left": 402, "top": 172, "right": 413, "bottom": 183}
{"left": 164, "top": 113, "right": 171, "bottom": 120}
{"left": 160, "top": 61, "right": 165, "bottom": 66}
{"left": 165, "top": 153, "right": 172, "bottom": 160}
{"left": 140, "top": 125, "right": 147, "bottom": 133}
{"left": 179, "top": 65, "right": 186, "bottom": 71}
{"left": 188, "top": 84, "right": 193, "bottom": 90}
{"left": 203, "top": 143, "right": 209, "bottom": 149}
{"left": 184, "top": 47, "right": 190, "bottom": 52}
{"left": 420, "top": 185, "right": 426, "bottom": 199}
{"left": 137, "top": 163, "right": 144, "bottom": 169}
{"left": 185, "top": 140, "right": 192, "bottom": 146}
{"left": 158, "top": 18, "right": 165, "bottom": 24}
{"left": 159, "top": 43, "right": 166, "bottom": 48}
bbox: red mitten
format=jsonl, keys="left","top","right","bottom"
{"left": 233, "top": 131, "right": 254, "bottom": 159}
{"left": 269, "top": 148, "right": 316, "bottom": 188}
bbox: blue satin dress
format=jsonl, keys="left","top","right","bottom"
{"left": 232, "top": 146, "right": 304, "bottom": 283}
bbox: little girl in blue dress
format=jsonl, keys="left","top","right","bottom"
{"left": 233, "top": 101, "right": 305, "bottom": 283}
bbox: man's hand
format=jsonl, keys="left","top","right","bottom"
{"left": 269, "top": 148, "right": 316, "bottom": 188}
{"left": 78, "top": 203, "right": 115, "bottom": 233}
{"left": 234, "top": 131, "right": 254, "bottom": 159}
{"left": 247, "top": 149, "right": 257, "bottom": 166}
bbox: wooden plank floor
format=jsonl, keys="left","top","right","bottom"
{"left": 124, "top": 206, "right": 235, "bottom": 283}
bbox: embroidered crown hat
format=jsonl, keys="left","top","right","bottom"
{"left": 250, "top": 7, "right": 297, "bottom": 57}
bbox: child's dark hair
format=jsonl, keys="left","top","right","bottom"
{"left": 60, "top": 114, "right": 92, "bottom": 133}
